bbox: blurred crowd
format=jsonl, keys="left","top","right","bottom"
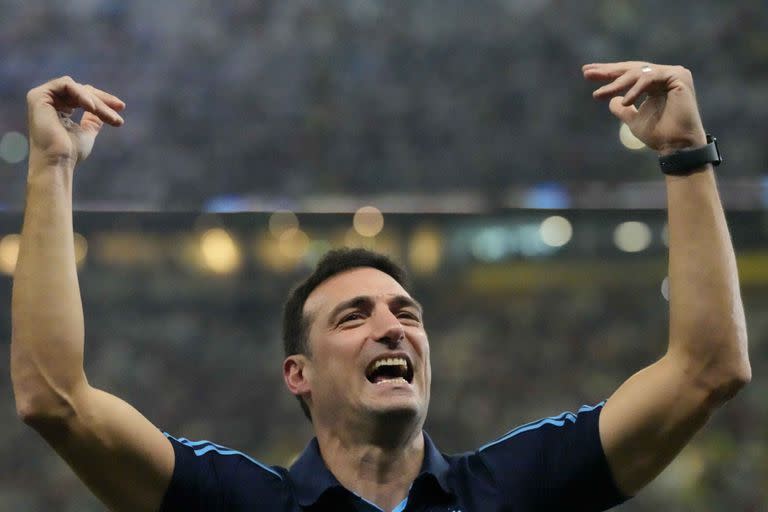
{"left": 0, "top": 212, "right": 765, "bottom": 511}
{"left": 1, "top": 0, "right": 767, "bottom": 208}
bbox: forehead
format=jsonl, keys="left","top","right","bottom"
{"left": 303, "top": 267, "right": 410, "bottom": 319}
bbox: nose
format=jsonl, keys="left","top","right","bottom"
{"left": 372, "top": 306, "right": 405, "bottom": 349}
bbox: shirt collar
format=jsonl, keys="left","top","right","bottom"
{"left": 288, "top": 431, "right": 452, "bottom": 507}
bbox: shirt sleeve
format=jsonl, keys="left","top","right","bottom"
{"left": 476, "top": 402, "right": 629, "bottom": 511}
{"left": 159, "top": 434, "right": 286, "bottom": 511}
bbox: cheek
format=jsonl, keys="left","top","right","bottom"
{"left": 313, "top": 339, "right": 361, "bottom": 382}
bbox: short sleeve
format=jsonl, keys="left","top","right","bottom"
{"left": 159, "top": 434, "right": 287, "bottom": 511}
{"left": 476, "top": 402, "right": 628, "bottom": 511}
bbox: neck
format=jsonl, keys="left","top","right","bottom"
{"left": 314, "top": 423, "right": 424, "bottom": 511}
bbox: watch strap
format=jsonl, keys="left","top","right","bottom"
{"left": 658, "top": 135, "right": 722, "bottom": 175}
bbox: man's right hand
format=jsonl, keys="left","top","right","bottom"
{"left": 26, "top": 76, "right": 125, "bottom": 167}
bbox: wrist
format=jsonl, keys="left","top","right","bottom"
{"left": 28, "top": 150, "right": 77, "bottom": 170}
{"left": 658, "top": 134, "right": 722, "bottom": 176}
{"left": 657, "top": 133, "right": 708, "bottom": 157}
{"left": 27, "top": 158, "right": 75, "bottom": 192}
{"left": 28, "top": 151, "right": 75, "bottom": 179}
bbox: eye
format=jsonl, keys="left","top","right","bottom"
{"left": 339, "top": 312, "right": 365, "bottom": 325}
{"left": 397, "top": 311, "right": 420, "bottom": 322}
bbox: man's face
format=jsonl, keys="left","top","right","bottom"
{"left": 295, "top": 267, "right": 431, "bottom": 427}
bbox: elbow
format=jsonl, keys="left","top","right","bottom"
{"left": 14, "top": 390, "right": 77, "bottom": 432}
{"left": 675, "top": 327, "right": 751, "bottom": 408}
{"left": 704, "top": 358, "right": 751, "bottom": 408}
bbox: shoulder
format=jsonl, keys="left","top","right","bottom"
{"left": 477, "top": 402, "right": 605, "bottom": 456}
{"left": 161, "top": 434, "right": 291, "bottom": 511}
{"left": 165, "top": 434, "right": 287, "bottom": 481}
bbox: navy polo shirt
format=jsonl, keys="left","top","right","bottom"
{"left": 160, "top": 402, "right": 628, "bottom": 511}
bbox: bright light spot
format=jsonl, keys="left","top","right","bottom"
{"left": 74, "top": 232, "right": 88, "bottom": 267}
{"left": 539, "top": 216, "right": 572, "bottom": 247}
{"left": 661, "top": 223, "right": 669, "bottom": 247}
{"left": 661, "top": 276, "right": 670, "bottom": 301}
{"left": 278, "top": 229, "right": 310, "bottom": 259}
{"left": 0, "top": 132, "right": 29, "bottom": 164}
{"left": 0, "top": 234, "right": 20, "bottom": 274}
{"left": 268, "top": 210, "right": 299, "bottom": 238}
{"left": 619, "top": 123, "right": 645, "bottom": 150}
{"left": 353, "top": 206, "right": 384, "bottom": 237}
{"left": 200, "top": 228, "right": 241, "bottom": 274}
{"left": 614, "top": 221, "right": 652, "bottom": 252}
{"left": 408, "top": 225, "right": 442, "bottom": 275}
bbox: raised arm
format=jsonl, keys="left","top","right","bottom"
{"left": 11, "top": 77, "right": 174, "bottom": 512}
{"left": 582, "top": 62, "right": 751, "bottom": 496}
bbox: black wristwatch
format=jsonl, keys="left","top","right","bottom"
{"left": 658, "top": 135, "right": 722, "bottom": 175}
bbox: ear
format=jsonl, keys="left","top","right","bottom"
{"left": 283, "top": 354, "right": 312, "bottom": 397}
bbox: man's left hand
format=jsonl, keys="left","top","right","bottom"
{"left": 583, "top": 61, "right": 707, "bottom": 156}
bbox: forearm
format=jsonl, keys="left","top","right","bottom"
{"left": 11, "top": 159, "right": 87, "bottom": 419}
{"left": 665, "top": 167, "right": 750, "bottom": 396}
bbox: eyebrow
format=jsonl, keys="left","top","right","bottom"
{"left": 326, "top": 294, "right": 423, "bottom": 326}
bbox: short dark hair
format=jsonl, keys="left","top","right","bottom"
{"left": 282, "top": 248, "right": 410, "bottom": 421}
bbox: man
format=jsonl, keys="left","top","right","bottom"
{"left": 11, "top": 62, "right": 750, "bottom": 511}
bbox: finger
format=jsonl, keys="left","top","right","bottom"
{"left": 582, "top": 61, "right": 648, "bottom": 81}
{"left": 83, "top": 84, "right": 126, "bottom": 111}
{"left": 49, "top": 76, "right": 97, "bottom": 112}
{"left": 83, "top": 85, "right": 124, "bottom": 125}
{"left": 609, "top": 96, "right": 639, "bottom": 125}
{"left": 592, "top": 71, "right": 638, "bottom": 99}
{"left": 79, "top": 110, "right": 106, "bottom": 134}
{"left": 40, "top": 77, "right": 122, "bottom": 125}
{"left": 621, "top": 75, "right": 653, "bottom": 106}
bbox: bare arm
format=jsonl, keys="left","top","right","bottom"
{"left": 583, "top": 62, "right": 750, "bottom": 496}
{"left": 11, "top": 77, "right": 174, "bottom": 512}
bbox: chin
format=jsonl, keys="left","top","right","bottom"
{"left": 366, "top": 399, "right": 423, "bottom": 424}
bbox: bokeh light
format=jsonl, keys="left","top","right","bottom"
{"left": 614, "top": 221, "right": 652, "bottom": 252}
{"left": 74, "top": 232, "right": 88, "bottom": 267}
{"left": 619, "top": 123, "right": 645, "bottom": 150}
{"left": 269, "top": 210, "right": 299, "bottom": 238}
{"left": 539, "top": 216, "right": 573, "bottom": 247}
{"left": 661, "top": 276, "right": 670, "bottom": 301}
{"left": 0, "top": 131, "right": 29, "bottom": 164}
{"left": 0, "top": 234, "right": 20, "bottom": 274}
{"left": 278, "top": 228, "right": 310, "bottom": 259}
{"left": 353, "top": 206, "right": 384, "bottom": 237}
{"left": 200, "top": 228, "right": 241, "bottom": 274}
{"left": 408, "top": 225, "right": 443, "bottom": 275}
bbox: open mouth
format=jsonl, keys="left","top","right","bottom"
{"left": 365, "top": 355, "right": 414, "bottom": 385}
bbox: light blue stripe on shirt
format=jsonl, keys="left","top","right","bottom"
{"left": 164, "top": 433, "right": 283, "bottom": 480}
{"left": 478, "top": 401, "right": 605, "bottom": 452}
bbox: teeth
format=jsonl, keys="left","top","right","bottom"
{"left": 372, "top": 357, "right": 408, "bottom": 371}
{"left": 375, "top": 377, "right": 408, "bottom": 385}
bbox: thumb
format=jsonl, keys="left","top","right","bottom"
{"left": 609, "top": 96, "right": 639, "bottom": 125}
{"left": 79, "top": 110, "right": 105, "bottom": 135}
{"left": 70, "top": 111, "right": 104, "bottom": 163}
